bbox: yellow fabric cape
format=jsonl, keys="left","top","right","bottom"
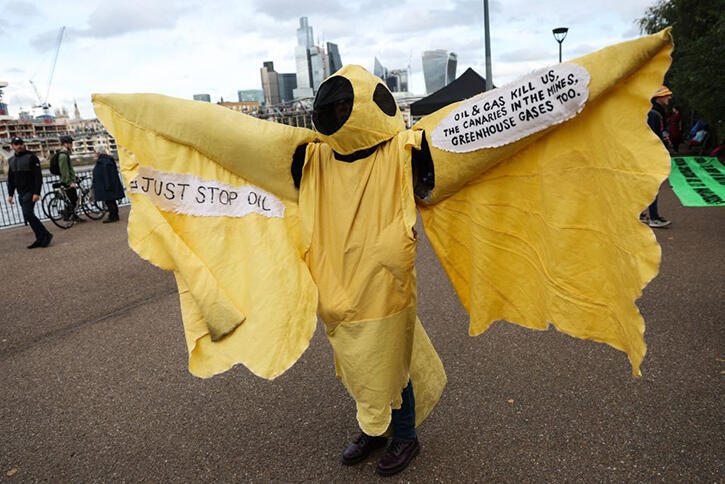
{"left": 91, "top": 29, "right": 672, "bottom": 429}
{"left": 415, "top": 29, "right": 673, "bottom": 376}
{"left": 92, "top": 95, "right": 319, "bottom": 379}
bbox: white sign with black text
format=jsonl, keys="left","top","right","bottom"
{"left": 431, "top": 63, "right": 591, "bottom": 152}
{"left": 128, "top": 166, "right": 285, "bottom": 218}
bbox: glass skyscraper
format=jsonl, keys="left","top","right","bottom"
{"left": 372, "top": 59, "right": 408, "bottom": 93}
{"left": 238, "top": 90, "right": 264, "bottom": 103}
{"left": 374, "top": 57, "right": 387, "bottom": 80}
{"left": 327, "top": 42, "right": 342, "bottom": 76}
{"left": 309, "top": 45, "right": 325, "bottom": 91}
{"left": 292, "top": 17, "right": 343, "bottom": 99}
{"left": 422, "top": 50, "right": 457, "bottom": 94}
{"left": 278, "top": 73, "right": 297, "bottom": 103}
{"left": 293, "top": 17, "right": 315, "bottom": 98}
{"left": 388, "top": 69, "right": 409, "bottom": 92}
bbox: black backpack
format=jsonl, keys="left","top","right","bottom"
{"left": 49, "top": 152, "right": 61, "bottom": 175}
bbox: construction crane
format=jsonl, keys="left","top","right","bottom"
{"left": 30, "top": 26, "right": 65, "bottom": 119}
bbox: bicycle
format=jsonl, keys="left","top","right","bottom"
{"left": 42, "top": 176, "right": 106, "bottom": 229}
{"left": 77, "top": 176, "right": 106, "bottom": 219}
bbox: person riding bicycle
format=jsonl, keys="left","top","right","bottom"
{"left": 58, "top": 135, "right": 84, "bottom": 223}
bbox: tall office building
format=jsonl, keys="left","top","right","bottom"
{"left": 327, "top": 42, "right": 342, "bottom": 75}
{"left": 447, "top": 53, "right": 458, "bottom": 87}
{"left": 373, "top": 57, "right": 387, "bottom": 80}
{"left": 297, "top": 16, "right": 313, "bottom": 49}
{"left": 422, "top": 50, "right": 457, "bottom": 94}
{"left": 387, "top": 69, "right": 409, "bottom": 92}
{"left": 309, "top": 45, "right": 326, "bottom": 91}
{"left": 293, "top": 17, "right": 315, "bottom": 98}
{"left": 193, "top": 94, "right": 211, "bottom": 102}
{"left": 292, "top": 17, "right": 343, "bottom": 99}
{"left": 238, "top": 89, "right": 264, "bottom": 104}
{"left": 260, "top": 61, "right": 281, "bottom": 106}
{"left": 278, "top": 73, "right": 297, "bottom": 103}
{"left": 372, "top": 59, "right": 408, "bottom": 93}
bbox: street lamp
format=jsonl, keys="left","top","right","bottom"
{"left": 552, "top": 27, "right": 569, "bottom": 63}
{"left": 483, "top": 0, "right": 493, "bottom": 91}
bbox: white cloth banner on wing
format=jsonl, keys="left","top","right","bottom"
{"left": 432, "top": 63, "right": 591, "bottom": 152}
{"left": 128, "top": 165, "right": 285, "bottom": 218}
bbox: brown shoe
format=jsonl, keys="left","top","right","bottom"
{"left": 375, "top": 438, "right": 420, "bottom": 477}
{"left": 342, "top": 433, "right": 387, "bottom": 466}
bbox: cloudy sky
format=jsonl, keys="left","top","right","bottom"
{"left": 1, "top": 0, "right": 655, "bottom": 119}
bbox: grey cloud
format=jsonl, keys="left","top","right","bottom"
{"left": 247, "top": 15, "right": 298, "bottom": 39}
{"left": 30, "top": 1, "right": 190, "bottom": 51}
{"left": 498, "top": 47, "right": 551, "bottom": 63}
{"left": 252, "top": 0, "right": 351, "bottom": 21}
{"left": 2, "top": 0, "right": 41, "bottom": 17}
{"left": 621, "top": 22, "right": 640, "bottom": 38}
{"left": 567, "top": 43, "right": 598, "bottom": 57}
{"left": 382, "top": 2, "right": 484, "bottom": 35}
{"left": 81, "top": 1, "right": 190, "bottom": 38}
{"left": 9, "top": 93, "right": 36, "bottom": 108}
{"left": 29, "top": 28, "right": 67, "bottom": 52}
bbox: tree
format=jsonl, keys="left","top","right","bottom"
{"left": 638, "top": 0, "right": 725, "bottom": 141}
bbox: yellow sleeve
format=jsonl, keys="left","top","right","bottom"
{"left": 92, "top": 94, "right": 318, "bottom": 380}
{"left": 92, "top": 93, "right": 315, "bottom": 202}
{"left": 417, "top": 30, "right": 673, "bottom": 376}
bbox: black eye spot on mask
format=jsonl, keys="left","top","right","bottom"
{"left": 373, "top": 83, "right": 397, "bottom": 117}
{"left": 313, "top": 76, "right": 354, "bottom": 135}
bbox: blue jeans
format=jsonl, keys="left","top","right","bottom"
{"left": 391, "top": 380, "right": 416, "bottom": 441}
{"left": 19, "top": 192, "right": 51, "bottom": 241}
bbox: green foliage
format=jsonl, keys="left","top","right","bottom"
{"left": 638, "top": 0, "right": 725, "bottom": 140}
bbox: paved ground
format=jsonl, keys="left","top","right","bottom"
{"left": 0, "top": 183, "right": 723, "bottom": 482}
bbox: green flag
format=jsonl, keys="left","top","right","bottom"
{"left": 669, "top": 157, "right": 725, "bottom": 207}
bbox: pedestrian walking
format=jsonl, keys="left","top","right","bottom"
{"left": 6, "top": 137, "right": 53, "bottom": 248}
{"left": 641, "top": 85, "right": 673, "bottom": 228}
{"left": 92, "top": 144, "right": 124, "bottom": 223}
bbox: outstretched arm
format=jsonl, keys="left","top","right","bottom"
{"left": 93, "top": 93, "right": 316, "bottom": 202}
{"left": 91, "top": 93, "right": 319, "bottom": 381}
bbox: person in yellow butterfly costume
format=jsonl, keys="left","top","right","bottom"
{"left": 92, "top": 30, "right": 672, "bottom": 477}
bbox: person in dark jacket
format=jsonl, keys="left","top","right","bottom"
{"left": 7, "top": 137, "right": 53, "bottom": 248}
{"left": 641, "top": 85, "right": 672, "bottom": 228}
{"left": 92, "top": 144, "right": 124, "bottom": 223}
{"left": 58, "top": 135, "right": 83, "bottom": 223}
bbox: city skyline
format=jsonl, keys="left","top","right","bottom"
{"left": 1, "top": 0, "right": 655, "bottom": 119}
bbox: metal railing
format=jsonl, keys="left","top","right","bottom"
{"left": 0, "top": 167, "right": 130, "bottom": 229}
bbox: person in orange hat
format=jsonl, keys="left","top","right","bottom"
{"left": 640, "top": 85, "right": 672, "bottom": 228}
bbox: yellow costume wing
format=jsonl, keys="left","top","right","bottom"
{"left": 413, "top": 30, "right": 673, "bottom": 375}
{"left": 93, "top": 94, "right": 318, "bottom": 379}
